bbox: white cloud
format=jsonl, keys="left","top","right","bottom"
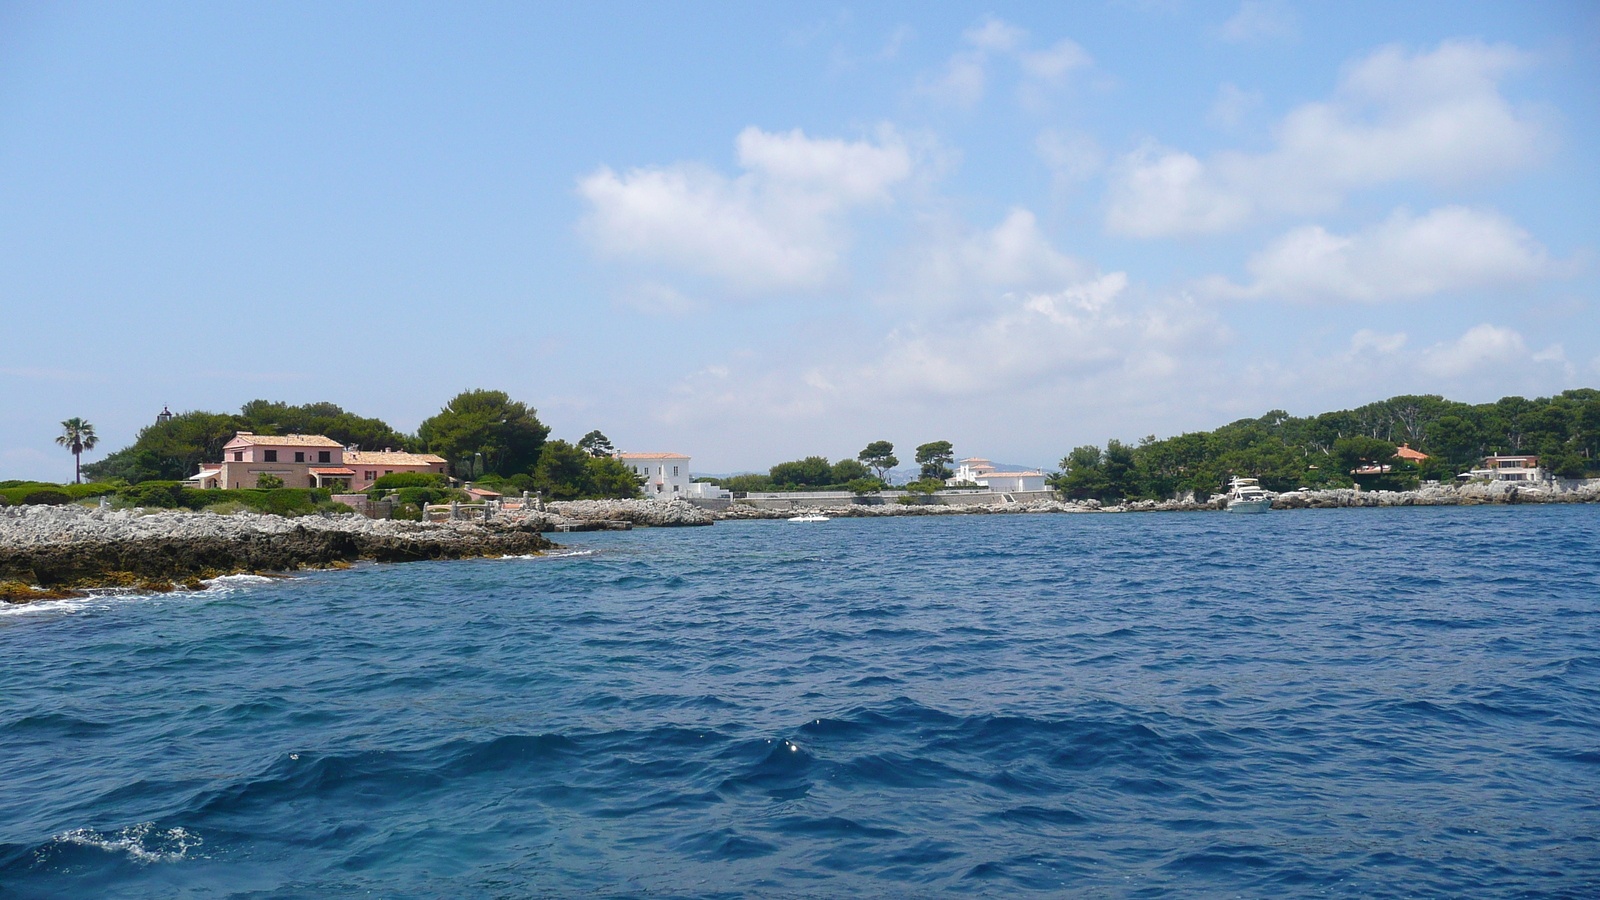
{"left": 1350, "top": 329, "right": 1407, "bottom": 355}
{"left": 1421, "top": 324, "right": 1530, "bottom": 377}
{"left": 1106, "top": 39, "right": 1545, "bottom": 236}
{"left": 578, "top": 126, "right": 913, "bottom": 293}
{"left": 1217, "top": 1, "right": 1298, "bottom": 44}
{"left": 923, "top": 17, "right": 1092, "bottom": 108}
{"left": 651, "top": 209, "right": 1226, "bottom": 442}
{"left": 886, "top": 207, "right": 1093, "bottom": 313}
{"left": 1207, "top": 82, "right": 1263, "bottom": 130}
{"left": 1036, "top": 129, "right": 1105, "bottom": 188}
{"left": 1205, "top": 206, "right": 1557, "bottom": 303}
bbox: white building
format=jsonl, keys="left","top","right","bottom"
{"left": 1462, "top": 455, "right": 1544, "bottom": 482}
{"left": 981, "top": 471, "right": 1049, "bottom": 492}
{"left": 618, "top": 452, "right": 693, "bottom": 497}
{"left": 683, "top": 482, "right": 731, "bottom": 499}
{"left": 948, "top": 456, "right": 1048, "bottom": 492}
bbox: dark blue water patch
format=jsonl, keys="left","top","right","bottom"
{"left": 1, "top": 505, "right": 1598, "bottom": 898}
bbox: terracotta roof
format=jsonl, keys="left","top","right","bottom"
{"left": 345, "top": 450, "right": 447, "bottom": 466}
{"left": 617, "top": 452, "right": 690, "bottom": 459}
{"left": 1395, "top": 444, "right": 1428, "bottom": 461}
{"left": 466, "top": 488, "right": 502, "bottom": 498}
{"left": 225, "top": 432, "right": 345, "bottom": 448}
{"left": 310, "top": 467, "right": 355, "bottom": 475}
{"left": 983, "top": 471, "right": 1044, "bottom": 478}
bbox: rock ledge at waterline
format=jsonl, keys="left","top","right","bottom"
{"left": 0, "top": 505, "right": 555, "bottom": 596}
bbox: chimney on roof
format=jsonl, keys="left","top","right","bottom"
{"left": 238, "top": 431, "right": 252, "bottom": 436}
{"left": 384, "top": 447, "right": 391, "bottom": 453}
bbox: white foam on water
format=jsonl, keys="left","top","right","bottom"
{"left": 495, "top": 548, "right": 599, "bottom": 560}
{"left": 54, "top": 822, "right": 203, "bottom": 864}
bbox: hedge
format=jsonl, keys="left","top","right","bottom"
{"left": 0, "top": 482, "right": 120, "bottom": 506}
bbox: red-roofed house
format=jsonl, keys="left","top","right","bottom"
{"left": 192, "top": 432, "right": 448, "bottom": 490}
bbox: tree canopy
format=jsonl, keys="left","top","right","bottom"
{"left": 1047, "top": 390, "right": 1600, "bottom": 502}
{"left": 417, "top": 389, "right": 549, "bottom": 477}
{"left": 858, "top": 441, "right": 898, "bottom": 481}
{"left": 915, "top": 441, "right": 954, "bottom": 481}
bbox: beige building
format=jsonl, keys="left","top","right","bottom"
{"left": 193, "top": 432, "right": 447, "bottom": 491}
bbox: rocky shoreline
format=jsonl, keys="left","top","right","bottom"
{"left": 706, "top": 479, "right": 1600, "bottom": 519}
{"left": 0, "top": 505, "right": 557, "bottom": 600}
{"left": 4, "top": 484, "right": 1593, "bottom": 602}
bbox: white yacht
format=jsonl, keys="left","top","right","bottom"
{"left": 1224, "top": 477, "right": 1273, "bottom": 514}
{"left": 787, "top": 514, "right": 830, "bottom": 522}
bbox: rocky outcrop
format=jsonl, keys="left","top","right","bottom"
{"left": 1270, "top": 479, "right": 1600, "bottom": 509}
{"left": 0, "top": 505, "right": 555, "bottom": 593}
{"left": 544, "top": 498, "right": 714, "bottom": 527}
{"left": 711, "top": 496, "right": 1221, "bottom": 520}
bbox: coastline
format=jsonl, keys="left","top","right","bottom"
{"left": 706, "top": 478, "right": 1600, "bottom": 519}
{"left": 0, "top": 505, "right": 557, "bottom": 600}
{"left": 5, "top": 482, "right": 1595, "bottom": 601}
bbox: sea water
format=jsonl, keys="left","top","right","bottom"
{"left": 1, "top": 506, "right": 1597, "bottom": 899}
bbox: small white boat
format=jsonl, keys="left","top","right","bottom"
{"left": 1224, "top": 477, "right": 1273, "bottom": 514}
{"left": 787, "top": 515, "right": 830, "bottom": 522}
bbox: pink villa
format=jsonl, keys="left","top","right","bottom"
{"left": 190, "top": 432, "right": 447, "bottom": 491}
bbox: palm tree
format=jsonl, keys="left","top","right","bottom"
{"left": 56, "top": 418, "right": 98, "bottom": 484}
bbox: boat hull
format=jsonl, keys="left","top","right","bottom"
{"left": 1225, "top": 498, "right": 1273, "bottom": 514}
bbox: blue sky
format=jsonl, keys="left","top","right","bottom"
{"left": 2, "top": 1, "right": 1596, "bottom": 480}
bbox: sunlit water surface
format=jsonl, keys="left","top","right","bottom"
{"left": 2, "top": 506, "right": 1597, "bottom": 899}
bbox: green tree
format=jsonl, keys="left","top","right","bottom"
{"left": 857, "top": 441, "right": 899, "bottom": 481}
{"left": 417, "top": 390, "right": 550, "bottom": 477}
{"left": 846, "top": 477, "right": 887, "bottom": 495}
{"left": 55, "top": 417, "right": 98, "bottom": 484}
{"left": 719, "top": 474, "right": 772, "bottom": 493}
{"left": 255, "top": 473, "right": 285, "bottom": 489}
{"left": 1102, "top": 439, "right": 1137, "bottom": 499}
{"left": 1333, "top": 435, "right": 1398, "bottom": 478}
{"left": 585, "top": 455, "right": 645, "bottom": 498}
{"left": 770, "top": 456, "right": 834, "bottom": 487}
{"left": 578, "top": 430, "right": 616, "bottom": 457}
{"left": 915, "top": 441, "right": 954, "bottom": 481}
{"left": 239, "top": 400, "right": 411, "bottom": 450}
{"left": 830, "top": 459, "right": 871, "bottom": 483}
{"left": 532, "top": 440, "right": 593, "bottom": 500}
{"left": 1053, "top": 445, "right": 1109, "bottom": 500}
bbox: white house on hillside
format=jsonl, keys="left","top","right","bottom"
{"left": 1462, "top": 454, "right": 1544, "bottom": 482}
{"left": 618, "top": 452, "right": 692, "bottom": 497}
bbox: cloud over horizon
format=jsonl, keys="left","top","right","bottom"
{"left": 1105, "top": 39, "right": 1546, "bottom": 236}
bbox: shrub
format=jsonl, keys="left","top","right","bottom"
{"left": 255, "top": 473, "right": 285, "bottom": 489}
{"left": 22, "top": 490, "right": 71, "bottom": 506}
{"left": 392, "top": 502, "right": 423, "bottom": 521}
{"left": 0, "top": 481, "right": 119, "bottom": 505}
{"left": 117, "top": 481, "right": 189, "bottom": 509}
{"left": 847, "top": 477, "right": 887, "bottom": 495}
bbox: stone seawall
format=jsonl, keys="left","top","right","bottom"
{"left": 1, "top": 505, "right": 555, "bottom": 597}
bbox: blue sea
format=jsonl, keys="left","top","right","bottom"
{"left": 2, "top": 506, "right": 1598, "bottom": 899}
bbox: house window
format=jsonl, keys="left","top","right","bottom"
{"left": 295, "top": 452, "right": 304, "bottom": 462}
{"left": 672, "top": 466, "right": 678, "bottom": 476}
{"left": 365, "top": 471, "right": 376, "bottom": 481}
{"left": 673, "top": 484, "right": 679, "bottom": 492}
{"left": 656, "top": 484, "right": 663, "bottom": 492}
{"left": 318, "top": 451, "right": 331, "bottom": 463}
{"left": 264, "top": 450, "right": 277, "bottom": 462}
{"left": 384, "top": 470, "right": 393, "bottom": 475}
{"left": 233, "top": 451, "right": 243, "bottom": 462}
